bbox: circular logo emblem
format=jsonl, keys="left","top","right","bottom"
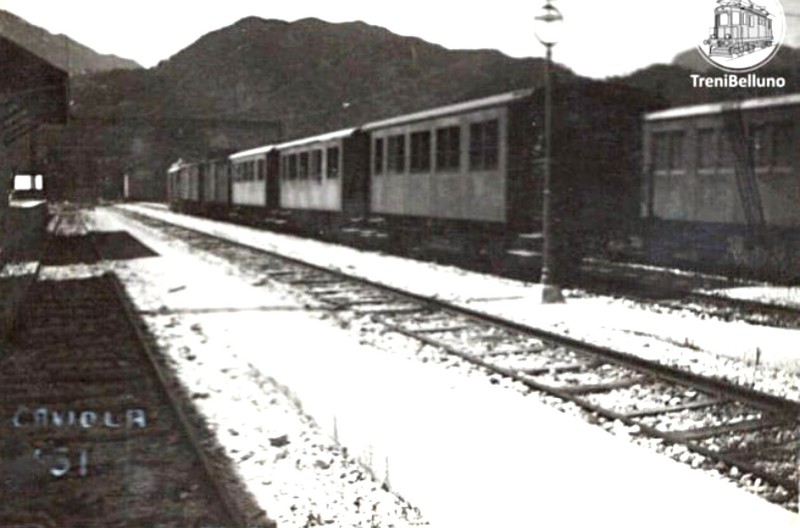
{"left": 697, "top": 0, "right": 786, "bottom": 72}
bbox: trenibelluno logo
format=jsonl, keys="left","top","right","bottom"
{"left": 697, "top": 0, "right": 786, "bottom": 73}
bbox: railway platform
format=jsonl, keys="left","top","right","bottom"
{"left": 66, "top": 204, "right": 797, "bottom": 527}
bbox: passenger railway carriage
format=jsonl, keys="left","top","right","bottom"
{"left": 361, "top": 85, "right": 650, "bottom": 266}
{"left": 641, "top": 93, "right": 800, "bottom": 280}
{"left": 276, "top": 128, "right": 369, "bottom": 236}
{"left": 230, "top": 145, "right": 275, "bottom": 210}
{"left": 201, "top": 158, "right": 232, "bottom": 216}
{"left": 167, "top": 160, "right": 201, "bottom": 214}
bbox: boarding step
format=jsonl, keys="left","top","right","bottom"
{"left": 506, "top": 249, "right": 542, "bottom": 259}
{"left": 262, "top": 217, "right": 288, "bottom": 226}
{"left": 505, "top": 232, "right": 543, "bottom": 259}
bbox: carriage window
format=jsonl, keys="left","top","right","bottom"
{"left": 720, "top": 13, "right": 729, "bottom": 25}
{"left": 669, "top": 132, "right": 685, "bottom": 170}
{"left": 773, "top": 123, "right": 793, "bottom": 166}
{"left": 469, "top": 119, "right": 499, "bottom": 171}
{"left": 288, "top": 154, "right": 298, "bottom": 180}
{"left": 299, "top": 152, "right": 309, "bottom": 180}
{"left": 410, "top": 131, "right": 432, "bottom": 173}
{"left": 755, "top": 122, "right": 794, "bottom": 167}
{"left": 697, "top": 129, "right": 717, "bottom": 169}
{"left": 653, "top": 131, "right": 684, "bottom": 171}
{"left": 327, "top": 147, "right": 340, "bottom": 179}
{"left": 653, "top": 133, "right": 669, "bottom": 170}
{"left": 310, "top": 149, "right": 323, "bottom": 181}
{"left": 257, "top": 159, "right": 266, "bottom": 181}
{"left": 732, "top": 11, "right": 740, "bottom": 25}
{"left": 718, "top": 135, "right": 734, "bottom": 168}
{"left": 374, "top": 138, "right": 384, "bottom": 175}
{"left": 752, "top": 125, "right": 769, "bottom": 167}
{"left": 436, "top": 126, "right": 461, "bottom": 171}
{"left": 388, "top": 134, "right": 406, "bottom": 174}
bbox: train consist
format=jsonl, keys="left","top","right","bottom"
{"left": 641, "top": 93, "right": 800, "bottom": 280}
{"left": 167, "top": 85, "right": 800, "bottom": 282}
{"left": 168, "top": 81, "right": 653, "bottom": 279}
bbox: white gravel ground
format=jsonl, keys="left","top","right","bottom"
{"left": 92, "top": 206, "right": 800, "bottom": 513}
{"left": 118, "top": 204, "right": 800, "bottom": 401}
{"left": 75, "top": 208, "right": 430, "bottom": 528}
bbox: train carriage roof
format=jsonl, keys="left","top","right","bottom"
{"left": 229, "top": 127, "right": 359, "bottom": 161}
{"left": 229, "top": 144, "right": 277, "bottom": 161}
{"left": 645, "top": 93, "right": 800, "bottom": 122}
{"left": 274, "top": 127, "right": 358, "bottom": 151}
{"left": 361, "top": 89, "right": 534, "bottom": 131}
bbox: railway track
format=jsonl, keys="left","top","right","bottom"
{"left": 142, "top": 203, "right": 800, "bottom": 330}
{"left": 578, "top": 258, "right": 800, "bottom": 330}
{"left": 0, "top": 210, "right": 267, "bottom": 527}
{"left": 119, "top": 208, "right": 800, "bottom": 511}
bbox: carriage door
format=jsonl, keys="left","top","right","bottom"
{"left": 266, "top": 153, "right": 280, "bottom": 211}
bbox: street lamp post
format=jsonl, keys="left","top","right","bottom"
{"left": 534, "top": 0, "right": 565, "bottom": 303}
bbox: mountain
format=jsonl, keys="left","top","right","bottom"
{"left": 0, "top": 9, "right": 141, "bottom": 74}
{"left": 672, "top": 48, "right": 713, "bottom": 73}
{"left": 72, "top": 17, "right": 575, "bottom": 139}
{"left": 55, "top": 16, "right": 587, "bottom": 199}
{"left": 53, "top": 15, "right": 799, "bottom": 200}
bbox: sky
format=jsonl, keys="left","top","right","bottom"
{"left": 0, "top": 0, "right": 798, "bottom": 78}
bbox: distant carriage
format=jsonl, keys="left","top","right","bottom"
{"left": 704, "top": 0, "right": 774, "bottom": 58}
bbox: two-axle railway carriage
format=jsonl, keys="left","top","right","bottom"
{"left": 200, "top": 158, "right": 231, "bottom": 216}
{"left": 362, "top": 90, "right": 536, "bottom": 258}
{"left": 276, "top": 128, "right": 369, "bottom": 236}
{"left": 641, "top": 93, "right": 800, "bottom": 280}
{"left": 705, "top": 0, "right": 774, "bottom": 58}
{"left": 229, "top": 145, "right": 276, "bottom": 210}
{"left": 167, "top": 160, "right": 202, "bottom": 214}
{"left": 361, "top": 84, "right": 653, "bottom": 274}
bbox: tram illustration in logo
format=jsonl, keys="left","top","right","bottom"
{"left": 698, "top": 0, "right": 785, "bottom": 72}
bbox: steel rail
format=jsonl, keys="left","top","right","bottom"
{"left": 105, "top": 272, "right": 249, "bottom": 527}
{"left": 120, "top": 208, "right": 800, "bottom": 498}
{"left": 389, "top": 324, "right": 798, "bottom": 494}
{"left": 120, "top": 208, "right": 800, "bottom": 417}
{"left": 74, "top": 209, "right": 251, "bottom": 528}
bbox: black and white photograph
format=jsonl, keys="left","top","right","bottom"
{"left": 0, "top": 1, "right": 799, "bottom": 526}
